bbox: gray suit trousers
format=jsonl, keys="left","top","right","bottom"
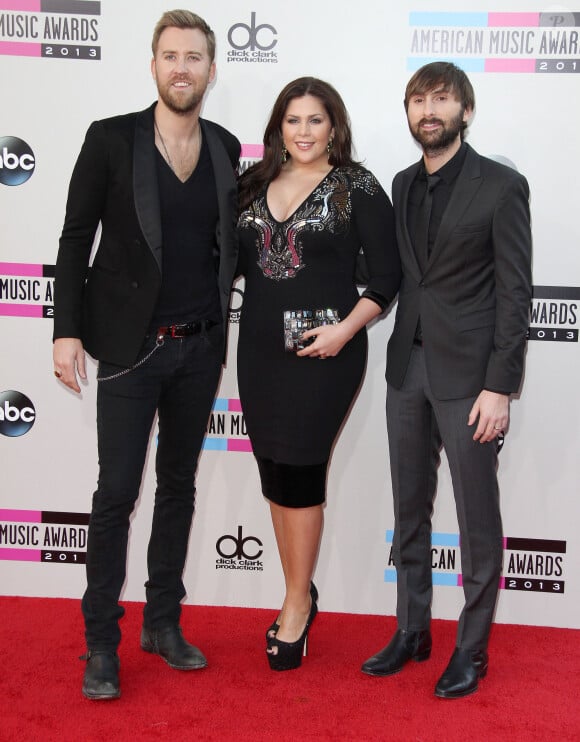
{"left": 387, "top": 345, "right": 503, "bottom": 650}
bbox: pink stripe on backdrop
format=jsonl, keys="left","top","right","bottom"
{"left": 0, "top": 303, "right": 43, "bottom": 317}
{"left": 241, "top": 144, "right": 264, "bottom": 159}
{"left": 485, "top": 58, "right": 536, "bottom": 72}
{"left": 0, "top": 509, "right": 41, "bottom": 522}
{"left": 488, "top": 13, "right": 539, "bottom": 27}
{"left": 0, "top": 549, "right": 40, "bottom": 562}
{"left": 0, "top": 41, "right": 41, "bottom": 57}
{"left": 0, "top": 1, "right": 40, "bottom": 9}
{"left": 228, "top": 398, "right": 243, "bottom": 412}
{"left": 0, "top": 262, "right": 43, "bottom": 277}
{"left": 499, "top": 577, "right": 506, "bottom": 589}
{"left": 227, "top": 439, "right": 253, "bottom": 453}
{"left": 457, "top": 574, "right": 463, "bottom": 587}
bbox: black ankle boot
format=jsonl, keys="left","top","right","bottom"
{"left": 82, "top": 650, "right": 120, "bottom": 700}
{"left": 434, "top": 648, "right": 488, "bottom": 698}
{"left": 361, "top": 629, "right": 432, "bottom": 676}
{"left": 141, "top": 626, "right": 207, "bottom": 670}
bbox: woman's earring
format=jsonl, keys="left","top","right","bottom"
{"left": 281, "top": 144, "right": 288, "bottom": 163}
{"left": 326, "top": 137, "right": 334, "bottom": 155}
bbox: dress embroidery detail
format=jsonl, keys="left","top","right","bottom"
{"left": 239, "top": 167, "right": 378, "bottom": 281}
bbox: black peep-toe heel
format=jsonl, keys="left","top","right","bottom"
{"left": 265, "top": 581, "right": 318, "bottom": 643}
{"left": 266, "top": 600, "right": 318, "bottom": 671}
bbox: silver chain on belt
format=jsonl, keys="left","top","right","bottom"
{"left": 96, "top": 335, "right": 165, "bottom": 382}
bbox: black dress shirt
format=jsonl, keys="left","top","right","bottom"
{"left": 409, "top": 142, "right": 468, "bottom": 342}
{"left": 408, "top": 141, "right": 468, "bottom": 260}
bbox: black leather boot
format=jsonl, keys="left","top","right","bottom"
{"left": 82, "top": 651, "right": 120, "bottom": 700}
{"left": 140, "top": 625, "right": 207, "bottom": 670}
{"left": 434, "top": 647, "right": 488, "bottom": 698}
{"left": 361, "top": 629, "right": 432, "bottom": 676}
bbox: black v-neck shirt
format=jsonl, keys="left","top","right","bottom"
{"left": 150, "top": 137, "right": 221, "bottom": 328}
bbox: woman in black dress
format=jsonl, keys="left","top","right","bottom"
{"left": 237, "top": 78, "right": 400, "bottom": 670}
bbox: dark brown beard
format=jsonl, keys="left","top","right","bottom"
{"left": 410, "top": 109, "right": 465, "bottom": 156}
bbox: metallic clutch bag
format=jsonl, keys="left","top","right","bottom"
{"left": 283, "top": 308, "right": 340, "bottom": 352}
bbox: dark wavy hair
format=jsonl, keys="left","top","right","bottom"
{"left": 239, "top": 77, "right": 357, "bottom": 210}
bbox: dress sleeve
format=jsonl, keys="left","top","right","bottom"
{"left": 350, "top": 169, "right": 401, "bottom": 311}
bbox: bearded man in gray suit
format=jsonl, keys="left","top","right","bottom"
{"left": 362, "top": 62, "right": 532, "bottom": 698}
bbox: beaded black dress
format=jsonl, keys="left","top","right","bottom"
{"left": 237, "top": 166, "right": 400, "bottom": 506}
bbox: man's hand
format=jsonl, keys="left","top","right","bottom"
{"left": 53, "top": 337, "right": 87, "bottom": 393}
{"left": 468, "top": 390, "right": 509, "bottom": 443}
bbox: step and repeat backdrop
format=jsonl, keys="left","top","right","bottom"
{"left": 1, "top": 0, "right": 579, "bottom": 630}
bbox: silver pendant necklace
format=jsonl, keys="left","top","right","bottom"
{"left": 154, "top": 117, "right": 175, "bottom": 173}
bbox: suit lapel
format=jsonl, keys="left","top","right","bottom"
{"left": 133, "top": 104, "right": 162, "bottom": 271}
{"left": 202, "top": 118, "right": 235, "bottom": 251}
{"left": 398, "top": 162, "right": 422, "bottom": 280}
{"left": 200, "top": 118, "right": 239, "bottom": 330}
{"left": 426, "top": 145, "right": 483, "bottom": 270}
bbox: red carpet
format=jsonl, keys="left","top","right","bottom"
{"left": 1, "top": 597, "right": 578, "bottom": 741}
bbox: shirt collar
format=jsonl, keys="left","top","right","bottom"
{"left": 418, "top": 141, "right": 467, "bottom": 185}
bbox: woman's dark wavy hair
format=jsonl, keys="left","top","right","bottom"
{"left": 238, "top": 77, "right": 357, "bottom": 211}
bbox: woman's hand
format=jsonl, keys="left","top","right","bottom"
{"left": 296, "top": 323, "right": 352, "bottom": 359}
{"left": 296, "top": 297, "right": 383, "bottom": 359}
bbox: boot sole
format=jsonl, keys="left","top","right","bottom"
{"left": 361, "top": 650, "right": 431, "bottom": 677}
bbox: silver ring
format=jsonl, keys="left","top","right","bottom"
{"left": 494, "top": 426, "right": 502, "bottom": 430}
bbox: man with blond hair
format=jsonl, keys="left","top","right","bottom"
{"left": 54, "top": 10, "right": 239, "bottom": 699}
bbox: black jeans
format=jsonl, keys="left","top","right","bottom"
{"left": 82, "top": 325, "right": 223, "bottom": 652}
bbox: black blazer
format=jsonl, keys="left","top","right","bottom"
{"left": 54, "top": 103, "right": 240, "bottom": 366}
{"left": 386, "top": 144, "right": 532, "bottom": 399}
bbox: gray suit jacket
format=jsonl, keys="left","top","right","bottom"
{"left": 386, "top": 143, "right": 532, "bottom": 399}
{"left": 54, "top": 103, "right": 240, "bottom": 366}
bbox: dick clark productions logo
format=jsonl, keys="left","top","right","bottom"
{"left": 227, "top": 12, "right": 278, "bottom": 64}
{"left": 216, "top": 526, "right": 264, "bottom": 571}
{"left": 0, "top": 390, "right": 36, "bottom": 437}
{"left": 228, "top": 12, "right": 277, "bottom": 50}
{"left": 0, "top": 137, "right": 36, "bottom": 186}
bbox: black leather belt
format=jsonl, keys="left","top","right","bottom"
{"left": 156, "top": 320, "right": 217, "bottom": 338}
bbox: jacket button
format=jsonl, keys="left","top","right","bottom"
{"left": 131, "top": 281, "right": 139, "bottom": 289}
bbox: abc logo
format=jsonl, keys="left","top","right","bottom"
{"left": 216, "top": 525, "right": 263, "bottom": 560}
{"left": 0, "top": 390, "right": 36, "bottom": 437}
{"left": 0, "top": 136, "right": 36, "bottom": 186}
{"left": 228, "top": 12, "right": 277, "bottom": 51}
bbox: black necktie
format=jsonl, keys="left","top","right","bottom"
{"left": 414, "top": 173, "right": 440, "bottom": 272}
